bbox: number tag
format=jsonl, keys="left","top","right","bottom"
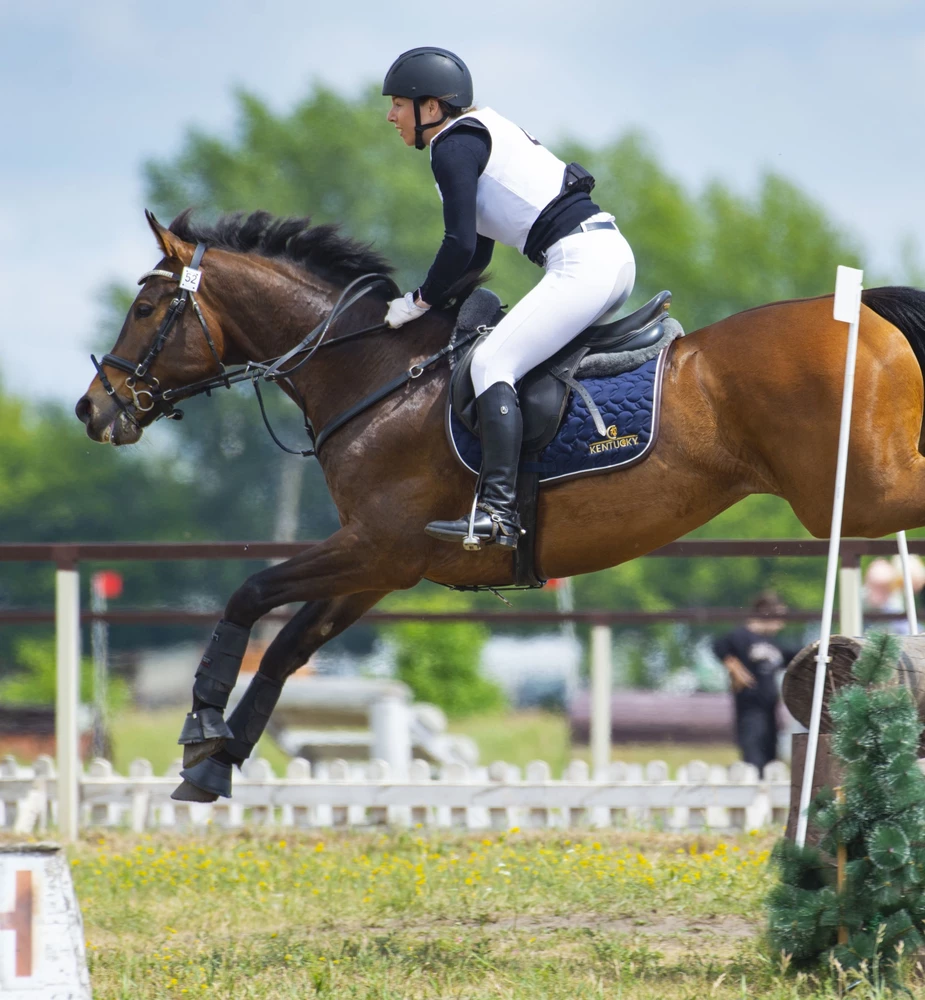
{"left": 179, "top": 266, "right": 202, "bottom": 292}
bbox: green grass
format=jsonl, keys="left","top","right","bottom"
{"left": 39, "top": 827, "right": 916, "bottom": 999}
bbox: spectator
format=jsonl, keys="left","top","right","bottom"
{"left": 712, "top": 591, "right": 800, "bottom": 777}
{"left": 863, "top": 556, "right": 924, "bottom": 633}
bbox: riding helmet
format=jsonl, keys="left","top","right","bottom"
{"left": 382, "top": 47, "right": 473, "bottom": 108}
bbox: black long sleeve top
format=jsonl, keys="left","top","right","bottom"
{"left": 418, "top": 124, "right": 495, "bottom": 307}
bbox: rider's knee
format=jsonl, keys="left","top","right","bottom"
{"left": 470, "top": 343, "right": 515, "bottom": 398}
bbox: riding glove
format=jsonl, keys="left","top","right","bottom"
{"left": 386, "top": 291, "right": 430, "bottom": 328}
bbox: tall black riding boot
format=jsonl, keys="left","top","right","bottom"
{"left": 425, "top": 381, "right": 524, "bottom": 549}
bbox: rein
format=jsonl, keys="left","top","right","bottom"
{"left": 92, "top": 249, "right": 478, "bottom": 458}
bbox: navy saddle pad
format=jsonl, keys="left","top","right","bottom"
{"left": 448, "top": 348, "right": 669, "bottom": 484}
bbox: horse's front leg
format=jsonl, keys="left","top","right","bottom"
{"left": 173, "top": 590, "right": 388, "bottom": 801}
{"left": 176, "top": 528, "right": 424, "bottom": 775}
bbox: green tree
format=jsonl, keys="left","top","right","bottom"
{"left": 384, "top": 592, "right": 503, "bottom": 718}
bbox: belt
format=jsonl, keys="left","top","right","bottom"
{"left": 533, "top": 218, "right": 618, "bottom": 267}
{"left": 565, "top": 219, "right": 617, "bottom": 238}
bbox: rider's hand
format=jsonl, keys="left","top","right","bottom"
{"left": 386, "top": 291, "right": 430, "bottom": 328}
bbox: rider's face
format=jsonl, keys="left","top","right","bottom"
{"left": 387, "top": 96, "right": 442, "bottom": 147}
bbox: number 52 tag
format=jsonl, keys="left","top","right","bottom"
{"left": 179, "top": 266, "right": 202, "bottom": 293}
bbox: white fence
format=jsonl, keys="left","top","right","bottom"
{"left": 0, "top": 755, "right": 790, "bottom": 834}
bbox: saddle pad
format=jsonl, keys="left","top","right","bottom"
{"left": 448, "top": 347, "right": 669, "bottom": 485}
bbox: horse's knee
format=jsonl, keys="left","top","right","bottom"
{"left": 224, "top": 575, "right": 268, "bottom": 627}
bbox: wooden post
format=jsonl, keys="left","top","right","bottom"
{"left": 369, "top": 692, "right": 411, "bottom": 780}
{"left": 55, "top": 564, "right": 80, "bottom": 842}
{"left": 838, "top": 554, "right": 863, "bottom": 637}
{"left": 836, "top": 786, "right": 848, "bottom": 945}
{"left": 590, "top": 625, "right": 612, "bottom": 778}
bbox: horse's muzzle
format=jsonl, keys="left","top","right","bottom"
{"left": 75, "top": 392, "right": 144, "bottom": 446}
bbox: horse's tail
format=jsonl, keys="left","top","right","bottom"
{"left": 862, "top": 286, "right": 925, "bottom": 381}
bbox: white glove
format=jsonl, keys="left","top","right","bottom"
{"left": 386, "top": 291, "right": 430, "bottom": 328}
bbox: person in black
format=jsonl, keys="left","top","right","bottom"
{"left": 712, "top": 591, "right": 800, "bottom": 777}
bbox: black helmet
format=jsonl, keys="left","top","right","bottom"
{"left": 382, "top": 47, "right": 473, "bottom": 107}
{"left": 383, "top": 47, "right": 473, "bottom": 150}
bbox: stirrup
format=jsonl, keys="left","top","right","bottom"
{"left": 425, "top": 502, "right": 523, "bottom": 550}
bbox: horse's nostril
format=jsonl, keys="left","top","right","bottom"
{"left": 75, "top": 396, "right": 92, "bottom": 425}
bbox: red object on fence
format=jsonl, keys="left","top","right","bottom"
{"left": 92, "top": 570, "right": 123, "bottom": 601}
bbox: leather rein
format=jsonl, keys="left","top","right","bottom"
{"left": 91, "top": 245, "right": 478, "bottom": 458}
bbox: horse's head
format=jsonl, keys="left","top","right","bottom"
{"left": 76, "top": 211, "right": 229, "bottom": 445}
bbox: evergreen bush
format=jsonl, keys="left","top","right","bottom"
{"left": 767, "top": 632, "right": 925, "bottom": 986}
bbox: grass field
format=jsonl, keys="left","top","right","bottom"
{"left": 57, "top": 827, "right": 917, "bottom": 999}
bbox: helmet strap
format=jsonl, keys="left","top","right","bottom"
{"left": 412, "top": 98, "right": 449, "bottom": 150}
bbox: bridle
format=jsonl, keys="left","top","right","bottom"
{"left": 91, "top": 243, "right": 219, "bottom": 425}
{"left": 90, "top": 245, "right": 479, "bottom": 457}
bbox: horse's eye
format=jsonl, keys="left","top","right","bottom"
{"left": 135, "top": 303, "right": 154, "bottom": 318}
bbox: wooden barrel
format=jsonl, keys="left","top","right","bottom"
{"left": 782, "top": 634, "right": 925, "bottom": 755}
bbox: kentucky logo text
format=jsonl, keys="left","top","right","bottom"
{"left": 589, "top": 424, "right": 640, "bottom": 455}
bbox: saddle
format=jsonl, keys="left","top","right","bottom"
{"left": 447, "top": 286, "right": 677, "bottom": 591}
{"left": 450, "top": 288, "right": 673, "bottom": 449}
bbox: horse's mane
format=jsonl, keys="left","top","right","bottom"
{"left": 168, "top": 209, "right": 394, "bottom": 287}
{"left": 168, "top": 208, "right": 485, "bottom": 311}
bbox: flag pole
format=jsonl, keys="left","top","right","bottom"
{"left": 796, "top": 265, "right": 863, "bottom": 848}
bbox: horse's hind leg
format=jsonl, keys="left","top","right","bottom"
{"left": 172, "top": 591, "right": 386, "bottom": 801}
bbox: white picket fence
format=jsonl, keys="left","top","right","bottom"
{"left": 0, "top": 754, "right": 791, "bottom": 834}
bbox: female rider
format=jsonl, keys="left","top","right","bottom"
{"left": 383, "top": 46, "right": 636, "bottom": 548}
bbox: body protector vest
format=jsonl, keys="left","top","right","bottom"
{"left": 431, "top": 107, "right": 569, "bottom": 254}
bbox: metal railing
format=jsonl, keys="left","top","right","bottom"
{"left": 2, "top": 536, "right": 922, "bottom": 839}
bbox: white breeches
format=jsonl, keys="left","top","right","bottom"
{"left": 470, "top": 213, "right": 637, "bottom": 397}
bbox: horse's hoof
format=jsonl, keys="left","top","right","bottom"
{"left": 171, "top": 779, "right": 219, "bottom": 803}
{"left": 182, "top": 737, "right": 226, "bottom": 769}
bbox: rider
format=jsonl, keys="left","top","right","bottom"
{"left": 383, "top": 46, "right": 636, "bottom": 548}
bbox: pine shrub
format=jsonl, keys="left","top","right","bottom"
{"left": 767, "top": 632, "right": 925, "bottom": 984}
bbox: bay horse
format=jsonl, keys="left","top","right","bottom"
{"left": 76, "top": 209, "right": 925, "bottom": 801}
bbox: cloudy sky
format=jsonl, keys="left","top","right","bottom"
{"left": 2, "top": 0, "right": 924, "bottom": 404}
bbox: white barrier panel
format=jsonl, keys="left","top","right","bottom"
{"left": 0, "top": 843, "right": 91, "bottom": 999}
{"left": 0, "top": 755, "right": 791, "bottom": 833}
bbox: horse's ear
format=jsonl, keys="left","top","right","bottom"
{"left": 145, "top": 209, "right": 193, "bottom": 265}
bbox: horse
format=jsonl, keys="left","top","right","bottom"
{"left": 76, "top": 209, "right": 925, "bottom": 801}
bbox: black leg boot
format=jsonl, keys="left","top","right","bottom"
{"left": 172, "top": 672, "right": 284, "bottom": 802}
{"left": 176, "top": 620, "right": 251, "bottom": 769}
{"left": 425, "top": 381, "right": 524, "bottom": 549}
